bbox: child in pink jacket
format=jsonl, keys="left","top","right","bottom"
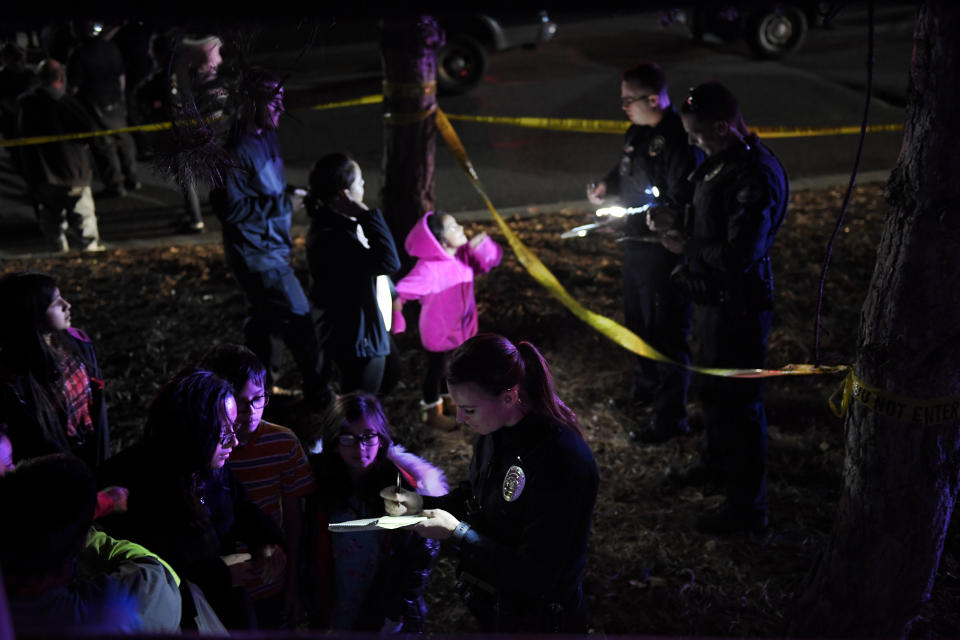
{"left": 393, "top": 211, "right": 502, "bottom": 430}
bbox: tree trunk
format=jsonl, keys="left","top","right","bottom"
{"left": 792, "top": 2, "right": 960, "bottom": 637}
{"left": 380, "top": 15, "right": 444, "bottom": 263}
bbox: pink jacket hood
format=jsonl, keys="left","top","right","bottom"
{"left": 404, "top": 211, "right": 448, "bottom": 260}
{"left": 395, "top": 212, "right": 502, "bottom": 352}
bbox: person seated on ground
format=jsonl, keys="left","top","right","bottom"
{"left": 394, "top": 211, "right": 503, "bottom": 431}
{"left": 304, "top": 391, "right": 445, "bottom": 632}
{"left": 96, "top": 368, "right": 287, "bottom": 630}
{"left": 0, "top": 271, "right": 109, "bottom": 468}
{"left": 304, "top": 153, "right": 401, "bottom": 395}
{"left": 0, "top": 453, "right": 181, "bottom": 635}
{"left": 197, "top": 343, "right": 316, "bottom": 628}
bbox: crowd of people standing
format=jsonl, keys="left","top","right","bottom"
{"left": 1, "top": 17, "right": 791, "bottom": 638}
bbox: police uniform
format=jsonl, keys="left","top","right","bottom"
{"left": 423, "top": 413, "right": 599, "bottom": 633}
{"left": 601, "top": 107, "right": 701, "bottom": 431}
{"left": 677, "top": 132, "right": 788, "bottom": 519}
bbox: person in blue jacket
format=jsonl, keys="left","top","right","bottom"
{"left": 382, "top": 333, "right": 599, "bottom": 633}
{"left": 214, "top": 70, "right": 330, "bottom": 408}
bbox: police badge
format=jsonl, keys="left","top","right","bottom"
{"left": 502, "top": 465, "right": 526, "bottom": 502}
{"left": 648, "top": 135, "right": 665, "bottom": 157}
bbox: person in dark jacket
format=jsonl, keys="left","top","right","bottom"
{"left": 587, "top": 62, "right": 701, "bottom": 443}
{"left": 304, "top": 154, "right": 401, "bottom": 395}
{"left": 96, "top": 369, "right": 286, "bottom": 630}
{"left": 305, "top": 392, "right": 443, "bottom": 632}
{"left": 649, "top": 81, "right": 789, "bottom": 534}
{"left": 66, "top": 19, "right": 140, "bottom": 197}
{"left": 0, "top": 272, "right": 109, "bottom": 469}
{"left": 16, "top": 58, "right": 105, "bottom": 253}
{"left": 382, "top": 334, "right": 599, "bottom": 633}
{"left": 214, "top": 70, "right": 331, "bottom": 409}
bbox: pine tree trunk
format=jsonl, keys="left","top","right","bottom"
{"left": 380, "top": 16, "right": 444, "bottom": 261}
{"left": 792, "top": 2, "right": 960, "bottom": 637}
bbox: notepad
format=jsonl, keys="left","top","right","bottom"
{"left": 328, "top": 515, "right": 428, "bottom": 532}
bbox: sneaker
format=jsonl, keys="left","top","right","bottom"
{"left": 696, "top": 504, "right": 768, "bottom": 535}
{"left": 81, "top": 241, "right": 108, "bottom": 253}
{"left": 666, "top": 460, "right": 722, "bottom": 487}
{"left": 178, "top": 220, "right": 206, "bottom": 234}
{"left": 630, "top": 419, "right": 689, "bottom": 445}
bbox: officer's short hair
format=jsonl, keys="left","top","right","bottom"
{"left": 681, "top": 81, "right": 741, "bottom": 123}
{"left": 622, "top": 62, "right": 667, "bottom": 95}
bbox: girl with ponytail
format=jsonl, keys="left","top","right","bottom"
{"left": 381, "top": 333, "right": 598, "bottom": 633}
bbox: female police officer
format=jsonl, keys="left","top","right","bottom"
{"left": 381, "top": 333, "right": 599, "bottom": 633}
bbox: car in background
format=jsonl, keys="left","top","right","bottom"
{"left": 662, "top": 3, "right": 838, "bottom": 59}
{"left": 435, "top": 11, "right": 557, "bottom": 93}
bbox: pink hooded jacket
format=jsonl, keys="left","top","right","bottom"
{"left": 394, "top": 212, "right": 502, "bottom": 352}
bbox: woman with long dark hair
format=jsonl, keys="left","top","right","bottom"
{"left": 96, "top": 369, "right": 285, "bottom": 630}
{"left": 382, "top": 333, "right": 599, "bottom": 633}
{"left": 0, "top": 271, "right": 109, "bottom": 468}
{"left": 305, "top": 391, "right": 444, "bottom": 632}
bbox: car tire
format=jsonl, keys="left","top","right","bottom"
{"left": 744, "top": 4, "right": 809, "bottom": 59}
{"left": 436, "top": 34, "right": 489, "bottom": 95}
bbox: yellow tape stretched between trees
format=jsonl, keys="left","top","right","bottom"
{"left": 0, "top": 90, "right": 904, "bottom": 148}
{"left": 829, "top": 370, "right": 960, "bottom": 426}
{"left": 435, "top": 107, "right": 847, "bottom": 381}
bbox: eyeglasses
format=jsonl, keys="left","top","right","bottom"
{"left": 620, "top": 94, "right": 650, "bottom": 107}
{"left": 338, "top": 432, "right": 380, "bottom": 448}
{"left": 239, "top": 393, "right": 270, "bottom": 412}
{"left": 219, "top": 425, "right": 238, "bottom": 446}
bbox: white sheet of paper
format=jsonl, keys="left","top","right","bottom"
{"left": 328, "top": 515, "right": 428, "bottom": 532}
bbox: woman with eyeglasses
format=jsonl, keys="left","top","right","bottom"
{"left": 381, "top": 333, "right": 599, "bottom": 633}
{"left": 96, "top": 369, "right": 286, "bottom": 630}
{"left": 303, "top": 391, "right": 446, "bottom": 632}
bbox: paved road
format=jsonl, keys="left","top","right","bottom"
{"left": 0, "top": 6, "right": 915, "bottom": 257}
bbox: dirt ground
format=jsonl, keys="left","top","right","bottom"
{"left": 5, "top": 182, "right": 958, "bottom": 636}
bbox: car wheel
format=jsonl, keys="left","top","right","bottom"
{"left": 744, "top": 4, "right": 809, "bottom": 59}
{"left": 436, "top": 34, "right": 489, "bottom": 95}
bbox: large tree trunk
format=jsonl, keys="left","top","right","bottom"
{"left": 380, "top": 15, "right": 444, "bottom": 262}
{"left": 792, "top": 3, "right": 960, "bottom": 637}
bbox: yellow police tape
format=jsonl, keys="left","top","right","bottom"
{"left": 0, "top": 90, "right": 905, "bottom": 147}
{"left": 436, "top": 107, "right": 848, "bottom": 381}
{"left": 829, "top": 370, "right": 960, "bottom": 426}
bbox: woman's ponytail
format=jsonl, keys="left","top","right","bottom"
{"left": 516, "top": 341, "right": 583, "bottom": 438}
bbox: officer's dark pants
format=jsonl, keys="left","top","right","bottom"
{"left": 696, "top": 304, "right": 772, "bottom": 514}
{"left": 236, "top": 265, "right": 330, "bottom": 404}
{"left": 623, "top": 242, "right": 692, "bottom": 429}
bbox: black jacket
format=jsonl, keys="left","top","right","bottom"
{"left": 0, "top": 327, "right": 109, "bottom": 469}
{"left": 603, "top": 108, "right": 701, "bottom": 239}
{"left": 425, "top": 413, "right": 599, "bottom": 632}
{"left": 97, "top": 445, "right": 284, "bottom": 629}
{"left": 305, "top": 206, "right": 401, "bottom": 359}
{"left": 16, "top": 86, "right": 95, "bottom": 189}
{"left": 680, "top": 134, "right": 789, "bottom": 311}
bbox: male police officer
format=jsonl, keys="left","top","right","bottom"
{"left": 649, "top": 81, "right": 788, "bottom": 534}
{"left": 587, "top": 62, "right": 701, "bottom": 444}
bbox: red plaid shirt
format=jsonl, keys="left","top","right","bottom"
{"left": 60, "top": 351, "right": 94, "bottom": 441}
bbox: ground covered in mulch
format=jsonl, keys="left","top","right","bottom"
{"left": 5, "top": 182, "right": 959, "bottom": 636}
